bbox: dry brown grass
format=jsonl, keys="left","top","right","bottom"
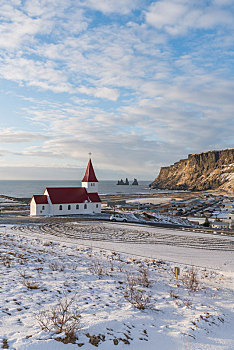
{"left": 182, "top": 267, "right": 199, "bottom": 291}
{"left": 36, "top": 296, "right": 81, "bottom": 342}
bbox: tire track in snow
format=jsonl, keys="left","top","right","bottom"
{"left": 10, "top": 223, "right": 234, "bottom": 252}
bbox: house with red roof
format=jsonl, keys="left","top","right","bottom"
{"left": 30, "top": 158, "right": 101, "bottom": 216}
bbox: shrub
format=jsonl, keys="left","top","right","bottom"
{"left": 2, "top": 338, "right": 9, "bottom": 349}
{"left": 36, "top": 296, "right": 81, "bottom": 340}
{"left": 23, "top": 279, "right": 40, "bottom": 289}
{"left": 50, "top": 262, "right": 65, "bottom": 271}
{"left": 124, "top": 273, "right": 151, "bottom": 309}
{"left": 18, "top": 270, "right": 31, "bottom": 279}
{"left": 88, "top": 259, "right": 107, "bottom": 278}
{"left": 182, "top": 267, "right": 199, "bottom": 291}
{"left": 137, "top": 265, "right": 150, "bottom": 287}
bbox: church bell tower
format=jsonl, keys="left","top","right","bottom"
{"left": 81, "top": 155, "right": 99, "bottom": 193}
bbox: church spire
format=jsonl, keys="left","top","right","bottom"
{"left": 81, "top": 157, "right": 98, "bottom": 183}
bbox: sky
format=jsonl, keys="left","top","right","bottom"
{"left": 0, "top": 0, "right": 233, "bottom": 180}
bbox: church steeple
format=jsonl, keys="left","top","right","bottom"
{"left": 82, "top": 156, "right": 99, "bottom": 193}
{"left": 82, "top": 158, "right": 98, "bottom": 183}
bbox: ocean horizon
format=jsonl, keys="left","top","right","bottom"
{"left": 0, "top": 180, "right": 161, "bottom": 198}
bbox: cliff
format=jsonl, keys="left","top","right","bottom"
{"left": 151, "top": 149, "right": 234, "bottom": 192}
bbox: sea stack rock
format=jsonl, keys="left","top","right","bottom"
{"left": 132, "top": 178, "right": 138, "bottom": 185}
{"left": 117, "top": 179, "right": 125, "bottom": 185}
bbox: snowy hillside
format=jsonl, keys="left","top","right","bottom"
{"left": 0, "top": 224, "right": 233, "bottom": 349}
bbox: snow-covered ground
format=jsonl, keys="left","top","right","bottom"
{"left": 0, "top": 223, "right": 233, "bottom": 349}
{"left": 106, "top": 211, "right": 198, "bottom": 227}
{"left": 126, "top": 197, "right": 172, "bottom": 205}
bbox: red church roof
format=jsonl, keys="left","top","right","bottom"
{"left": 82, "top": 159, "right": 98, "bottom": 183}
{"left": 88, "top": 193, "right": 101, "bottom": 203}
{"left": 32, "top": 195, "right": 48, "bottom": 204}
{"left": 44, "top": 187, "right": 88, "bottom": 204}
{"left": 44, "top": 187, "right": 101, "bottom": 204}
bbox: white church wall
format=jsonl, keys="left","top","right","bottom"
{"left": 30, "top": 199, "right": 50, "bottom": 216}
{"left": 31, "top": 201, "right": 101, "bottom": 216}
{"left": 51, "top": 202, "right": 101, "bottom": 216}
{"left": 30, "top": 198, "right": 37, "bottom": 216}
{"left": 38, "top": 204, "right": 50, "bottom": 216}
{"left": 82, "top": 181, "right": 98, "bottom": 193}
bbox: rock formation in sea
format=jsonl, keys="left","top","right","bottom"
{"left": 151, "top": 149, "right": 234, "bottom": 192}
{"left": 117, "top": 178, "right": 129, "bottom": 185}
{"left": 132, "top": 178, "right": 138, "bottom": 185}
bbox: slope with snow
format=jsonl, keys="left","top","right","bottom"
{"left": 0, "top": 223, "right": 233, "bottom": 349}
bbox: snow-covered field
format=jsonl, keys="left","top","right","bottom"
{"left": 0, "top": 223, "right": 234, "bottom": 349}
{"left": 126, "top": 197, "right": 171, "bottom": 205}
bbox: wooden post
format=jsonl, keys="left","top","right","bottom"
{"left": 174, "top": 266, "right": 180, "bottom": 280}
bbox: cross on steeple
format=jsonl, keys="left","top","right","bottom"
{"left": 88, "top": 152, "right": 92, "bottom": 159}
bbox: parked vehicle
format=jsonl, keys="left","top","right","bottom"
{"left": 110, "top": 214, "right": 127, "bottom": 222}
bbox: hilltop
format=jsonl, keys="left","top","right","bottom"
{"left": 151, "top": 149, "right": 234, "bottom": 192}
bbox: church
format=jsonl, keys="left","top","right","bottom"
{"left": 30, "top": 158, "right": 101, "bottom": 216}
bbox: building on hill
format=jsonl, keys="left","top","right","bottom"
{"left": 30, "top": 158, "right": 101, "bottom": 216}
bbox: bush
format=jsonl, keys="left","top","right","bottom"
{"left": 23, "top": 279, "right": 40, "bottom": 289}
{"left": 49, "top": 262, "right": 65, "bottom": 271}
{"left": 88, "top": 259, "right": 107, "bottom": 278}
{"left": 137, "top": 265, "right": 150, "bottom": 287}
{"left": 124, "top": 273, "right": 151, "bottom": 309}
{"left": 182, "top": 267, "right": 199, "bottom": 291}
{"left": 36, "top": 296, "right": 81, "bottom": 340}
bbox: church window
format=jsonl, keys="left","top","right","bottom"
{"left": 76, "top": 204, "right": 79, "bottom": 210}
{"left": 84, "top": 204, "right": 87, "bottom": 209}
{"left": 42, "top": 206, "right": 45, "bottom": 210}
{"left": 96, "top": 204, "right": 98, "bottom": 208}
{"left": 68, "top": 205, "right": 71, "bottom": 210}
{"left": 59, "top": 205, "right": 62, "bottom": 210}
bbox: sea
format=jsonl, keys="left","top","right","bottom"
{"left": 0, "top": 180, "right": 164, "bottom": 198}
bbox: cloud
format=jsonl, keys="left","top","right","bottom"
{"left": 146, "top": 1, "right": 187, "bottom": 30}
{"left": 0, "top": 0, "right": 233, "bottom": 179}
{"left": 0, "top": 128, "right": 50, "bottom": 143}
{"left": 145, "top": 0, "right": 233, "bottom": 35}
{"left": 78, "top": 86, "right": 120, "bottom": 101}
{"left": 83, "top": 0, "right": 140, "bottom": 15}
{"left": 0, "top": 57, "right": 72, "bottom": 93}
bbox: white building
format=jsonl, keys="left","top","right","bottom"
{"left": 211, "top": 221, "right": 229, "bottom": 230}
{"left": 30, "top": 158, "right": 101, "bottom": 216}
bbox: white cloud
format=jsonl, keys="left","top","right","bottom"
{"left": 145, "top": 1, "right": 187, "bottom": 30}
{"left": 0, "top": 0, "right": 233, "bottom": 179}
{"left": 83, "top": 0, "right": 140, "bottom": 14}
{"left": 145, "top": 0, "right": 233, "bottom": 35}
{"left": 0, "top": 57, "right": 72, "bottom": 93}
{"left": 78, "top": 86, "right": 120, "bottom": 101}
{"left": 0, "top": 128, "right": 50, "bottom": 143}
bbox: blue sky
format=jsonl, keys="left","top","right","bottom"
{"left": 0, "top": 0, "right": 233, "bottom": 180}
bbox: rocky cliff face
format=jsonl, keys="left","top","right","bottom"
{"left": 151, "top": 149, "right": 234, "bottom": 192}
